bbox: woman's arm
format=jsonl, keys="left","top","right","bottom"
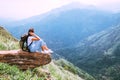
{"left": 30, "top": 32, "right": 40, "bottom": 41}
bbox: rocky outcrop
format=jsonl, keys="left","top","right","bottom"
{"left": 0, "top": 50, "right": 51, "bottom": 70}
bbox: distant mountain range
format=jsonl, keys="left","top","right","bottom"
{"left": 2, "top": 3, "right": 120, "bottom": 50}
{"left": 56, "top": 25, "right": 120, "bottom": 80}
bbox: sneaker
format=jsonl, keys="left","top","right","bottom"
{"left": 47, "top": 49, "right": 53, "bottom": 53}
{"left": 42, "top": 50, "right": 50, "bottom": 54}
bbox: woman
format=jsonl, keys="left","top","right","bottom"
{"left": 27, "top": 28, "right": 53, "bottom": 53}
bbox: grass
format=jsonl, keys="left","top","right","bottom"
{"left": 0, "top": 59, "right": 95, "bottom": 80}
{"left": 37, "top": 61, "right": 84, "bottom": 80}
{"left": 0, "top": 27, "right": 19, "bottom": 50}
{"left": 0, "top": 63, "right": 46, "bottom": 80}
{"left": 0, "top": 61, "right": 82, "bottom": 80}
{"left": 54, "top": 59, "right": 95, "bottom": 80}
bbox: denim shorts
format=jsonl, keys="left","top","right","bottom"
{"left": 29, "top": 39, "right": 46, "bottom": 52}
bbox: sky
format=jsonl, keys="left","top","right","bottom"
{"left": 0, "top": 0, "right": 120, "bottom": 20}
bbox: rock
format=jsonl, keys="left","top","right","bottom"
{"left": 0, "top": 50, "right": 51, "bottom": 70}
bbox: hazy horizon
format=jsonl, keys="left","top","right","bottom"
{"left": 0, "top": 0, "right": 120, "bottom": 20}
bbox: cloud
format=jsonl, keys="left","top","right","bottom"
{"left": 0, "top": 0, "right": 120, "bottom": 20}
{"left": 76, "top": 0, "right": 120, "bottom": 11}
{"left": 0, "top": 0, "right": 71, "bottom": 19}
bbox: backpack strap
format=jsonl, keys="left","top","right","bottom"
{"left": 27, "top": 41, "right": 33, "bottom": 52}
{"left": 28, "top": 41, "right": 33, "bottom": 47}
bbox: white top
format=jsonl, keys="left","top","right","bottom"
{"left": 27, "top": 36, "right": 34, "bottom": 46}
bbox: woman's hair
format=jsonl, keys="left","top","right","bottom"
{"left": 28, "top": 28, "right": 34, "bottom": 36}
{"left": 28, "top": 28, "right": 34, "bottom": 33}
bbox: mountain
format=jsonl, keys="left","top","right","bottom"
{"left": 4, "top": 3, "right": 120, "bottom": 50}
{"left": 56, "top": 25, "right": 120, "bottom": 80}
{"left": 0, "top": 26, "right": 95, "bottom": 80}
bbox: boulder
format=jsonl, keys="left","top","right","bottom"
{"left": 0, "top": 50, "right": 51, "bottom": 70}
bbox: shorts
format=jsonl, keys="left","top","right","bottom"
{"left": 29, "top": 39, "right": 47, "bottom": 52}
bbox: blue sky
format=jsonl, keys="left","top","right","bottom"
{"left": 0, "top": 0, "right": 120, "bottom": 20}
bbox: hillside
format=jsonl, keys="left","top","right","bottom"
{"left": 0, "top": 26, "right": 19, "bottom": 50}
{"left": 56, "top": 25, "right": 120, "bottom": 80}
{"left": 4, "top": 3, "right": 120, "bottom": 50}
{"left": 0, "top": 59, "right": 96, "bottom": 80}
{"left": 0, "top": 26, "right": 95, "bottom": 80}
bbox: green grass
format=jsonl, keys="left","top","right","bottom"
{"left": 0, "top": 63, "right": 46, "bottom": 80}
{"left": 0, "top": 59, "right": 95, "bottom": 80}
{"left": 0, "top": 61, "right": 82, "bottom": 80}
{"left": 54, "top": 59, "right": 95, "bottom": 80}
{"left": 40, "top": 61, "right": 84, "bottom": 80}
{"left": 0, "top": 27, "right": 19, "bottom": 50}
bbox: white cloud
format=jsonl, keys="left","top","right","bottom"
{"left": 0, "top": 0, "right": 120, "bottom": 20}
{"left": 76, "top": 0, "right": 120, "bottom": 11}
{"left": 0, "top": 0, "right": 70, "bottom": 20}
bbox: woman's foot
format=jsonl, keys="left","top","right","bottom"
{"left": 41, "top": 49, "right": 53, "bottom": 54}
{"left": 41, "top": 50, "right": 49, "bottom": 54}
{"left": 47, "top": 49, "right": 53, "bottom": 53}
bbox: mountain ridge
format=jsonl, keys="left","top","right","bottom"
{"left": 56, "top": 24, "right": 120, "bottom": 80}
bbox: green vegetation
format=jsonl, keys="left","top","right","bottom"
{"left": 40, "top": 60, "right": 84, "bottom": 80}
{"left": 0, "top": 63, "right": 46, "bottom": 80}
{"left": 0, "top": 59, "right": 95, "bottom": 80}
{"left": 97, "top": 65, "right": 120, "bottom": 80}
{"left": 54, "top": 59, "right": 95, "bottom": 80}
{"left": 0, "top": 27, "right": 19, "bottom": 50}
{"left": 56, "top": 25, "right": 120, "bottom": 80}
{"left": 95, "top": 43, "right": 120, "bottom": 80}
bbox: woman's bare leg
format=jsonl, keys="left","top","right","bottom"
{"left": 41, "top": 45, "right": 49, "bottom": 51}
{"left": 41, "top": 45, "right": 53, "bottom": 53}
{"left": 44, "top": 46, "right": 49, "bottom": 50}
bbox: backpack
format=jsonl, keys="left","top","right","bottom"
{"left": 19, "top": 34, "right": 30, "bottom": 52}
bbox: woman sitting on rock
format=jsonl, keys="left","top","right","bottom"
{"left": 27, "top": 28, "right": 53, "bottom": 53}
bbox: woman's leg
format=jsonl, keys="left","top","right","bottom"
{"left": 41, "top": 45, "right": 49, "bottom": 51}
{"left": 41, "top": 45, "right": 53, "bottom": 53}
{"left": 39, "top": 39, "right": 53, "bottom": 53}
{"left": 39, "top": 39, "right": 49, "bottom": 51}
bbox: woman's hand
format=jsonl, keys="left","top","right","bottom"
{"left": 29, "top": 32, "right": 40, "bottom": 41}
